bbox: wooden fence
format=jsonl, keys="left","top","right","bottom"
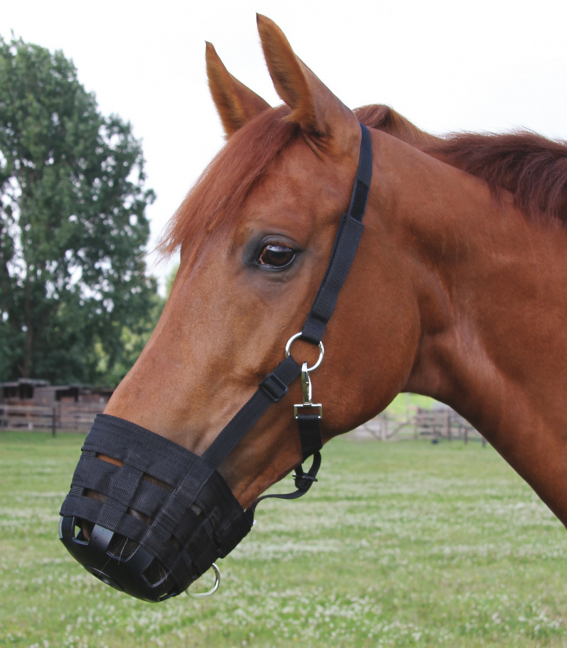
{"left": 0, "top": 402, "right": 106, "bottom": 435}
{"left": 353, "top": 407, "right": 486, "bottom": 444}
{"left": 1, "top": 402, "right": 484, "bottom": 444}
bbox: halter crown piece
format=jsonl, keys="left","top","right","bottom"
{"left": 59, "top": 123, "right": 373, "bottom": 602}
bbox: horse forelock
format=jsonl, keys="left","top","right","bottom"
{"left": 160, "top": 105, "right": 299, "bottom": 257}
{"left": 356, "top": 104, "right": 567, "bottom": 224}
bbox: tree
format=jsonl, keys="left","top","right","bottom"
{"left": 92, "top": 288, "right": 165, "bottom": 388}
{"left": 0, "top": 37, "right": 158, "bottom": 385}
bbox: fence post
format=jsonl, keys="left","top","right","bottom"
{"left": 446, "top": 411, "right": 451, "bottom": 441}
{"left": 381, "top": 414, "right": 387, "bottom": 441}
{"left": 464, "top": 426, "right": 468, "bottom": 445}
{"left": 51, "top": 406, "right": 57, "bottom": 437}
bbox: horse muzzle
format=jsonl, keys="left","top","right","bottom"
{"left": 59, "top": 413, "right": 254, "bottom": 602}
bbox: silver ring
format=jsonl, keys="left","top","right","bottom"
{"left": 186, "top": 563, "right": 221, "bottom": 599}
{"left": 285, "top": 333, "right": 324, "bottom": 372}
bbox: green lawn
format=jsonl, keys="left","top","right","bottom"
{"left": 1, "top": 431, "right": 567, "bottom": 647}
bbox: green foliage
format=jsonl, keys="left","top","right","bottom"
{"left": 92, "top": 289, "right": 165, "bottom": 387}
{"left": 0, "top": 37, "right": 158, "bottom": 385}
{"left": 1, "top": 432, "right": 567, "bottom": 647}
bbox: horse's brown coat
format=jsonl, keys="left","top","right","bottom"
{"left": 106, "top": 16, "right": 567, "bottom": 527}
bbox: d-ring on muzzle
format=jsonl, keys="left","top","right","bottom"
{"left": 59, "top": 123, "right": 373, "bottom": 602}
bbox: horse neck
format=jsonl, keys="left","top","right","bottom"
{"left": 371, "top": 130, "right": 567, "bottom": 524}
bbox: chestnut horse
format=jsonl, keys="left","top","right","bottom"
{"left": 105, "top": 15, "right": 567, "bottom": 533}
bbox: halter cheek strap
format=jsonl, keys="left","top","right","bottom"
{"left": 301, "top": 123, "right": 373, "bottom": 344}
{"left": 202, "top": 122, "right": 373, "bottom": 505}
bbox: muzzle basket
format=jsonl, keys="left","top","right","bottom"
{"left": 59, "top": 414, "right": 253, "bottom": 602}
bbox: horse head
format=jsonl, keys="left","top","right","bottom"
{"left": 107, "top": 17, "right": 419, "bottom": 505}
{"left": 59, "top": 15, "right": 426, "bottom": 601}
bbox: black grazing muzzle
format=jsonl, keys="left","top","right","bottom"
{"left": 59, "top": 414, "right": 254, "bottom": 602}
{"left": 59, "top": 123, "right": 372, "bottom": 603}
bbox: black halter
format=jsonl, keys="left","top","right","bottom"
{"left": 59, "top": 123, "right": 373, "bottom": 602}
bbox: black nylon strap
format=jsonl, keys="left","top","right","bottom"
{"left": 252, "top": 451, "right": 321, "bottom": 509}
{"left": 201, "top": 355, "right": 302, "bottom": 469}
{"left": 300, "top": 123, "right": 373, "bottom": 345}
{"left": 206, "top": 123, "right": 372, "bottom": 499}
{"left": 301, "top": 215, "right": 365, "bottom": 344}
{"left": 347, "top": 123, "right": 373, "bottom": 222}
{"left": 296, "top": 412, "right": 323, "bottom": 461}
{"left": 292, "top": 456, "right": 321, "bottom": 493}
{"left": 250, "top": 412, "right": 322, "bottom": 508}
{"left": 203, "top": 123, "right": 372, "bottom": 468}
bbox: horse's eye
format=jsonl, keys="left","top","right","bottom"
{"left": 257, "top": 244, "right": 296, "bottom": 268}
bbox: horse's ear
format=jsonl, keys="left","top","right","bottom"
{"left": 206, "top": 41, "right": 271, "bottom": 138}
{"left": 256, "top": 14, "right": 358, "bottom": 147}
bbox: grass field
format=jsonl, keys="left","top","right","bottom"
{"left": 1, "top": 431, "right": 567, "bottom": 648}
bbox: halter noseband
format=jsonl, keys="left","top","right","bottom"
{"left": 59, "top": 123, "right": 373, "bottom": 602}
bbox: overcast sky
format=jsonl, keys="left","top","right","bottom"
{"left": 3, "top": 0, "right": 567, "bottom": 287}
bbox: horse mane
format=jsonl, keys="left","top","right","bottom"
{"left": 355, "top": 104, "right": 442, "bottom": 149}
{"left": 162, "top": 102, "right": 567, "bottom": 256}
{"left": 356, "top": 104, "right": 567, "bottom": 222}
{"left": 160, "top": 105, "right": 299, "bottom": 256}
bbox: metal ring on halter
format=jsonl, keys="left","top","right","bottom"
{"left": 285, "top": 332, "right": 325, "bottom": 372}
{"left": 186, "top": 563, "right": 221, "bottom": 599}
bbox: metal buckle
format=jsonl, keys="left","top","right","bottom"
{"left": 293, "top": 404, "right": 323, "bottom": 419}
{"left": 292, "top": 472, "right": 318, "bottom": 482}
{"left": 258, "top": 372, "right": 288, "bottom": 402}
